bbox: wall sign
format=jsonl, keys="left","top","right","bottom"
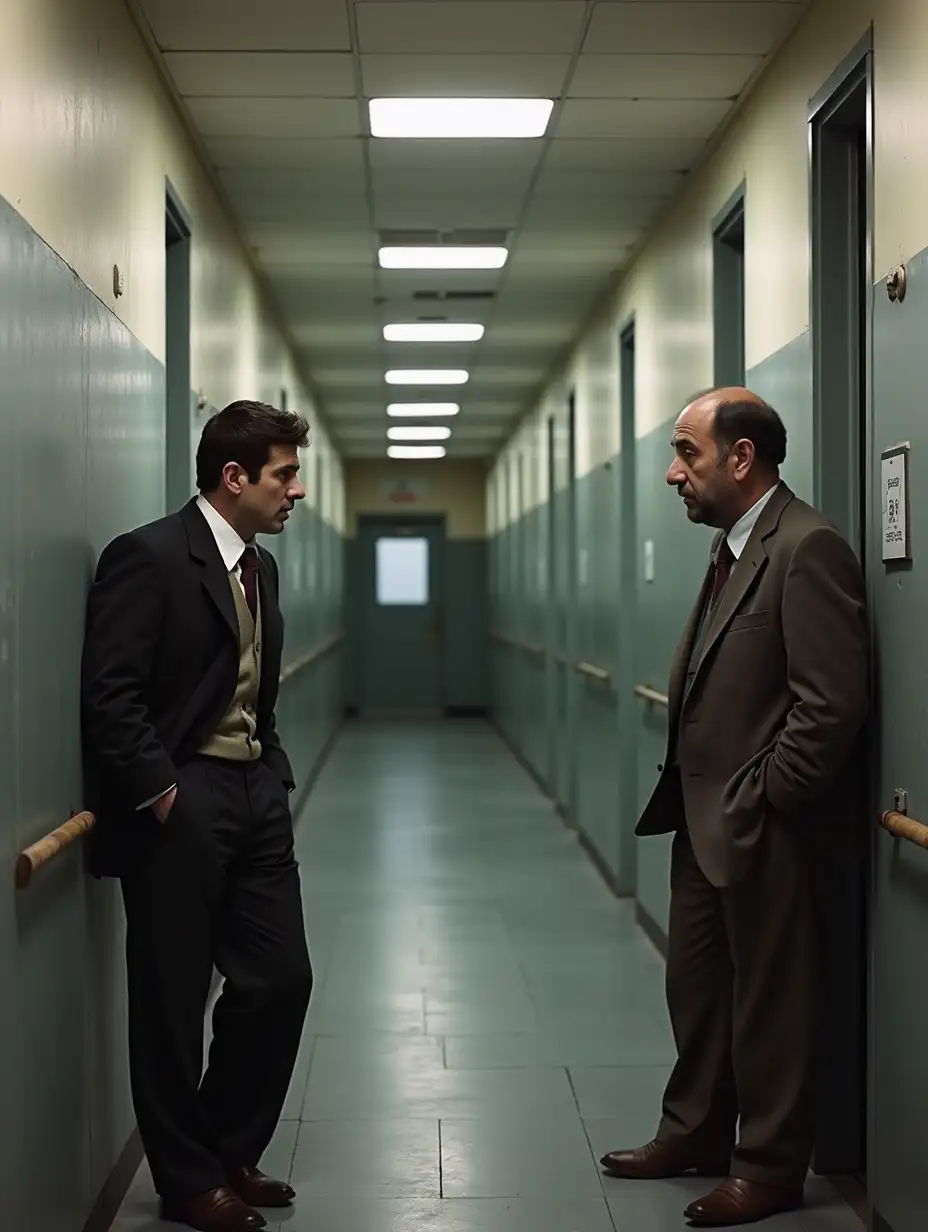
{"left": 378, "top": 477, "right": 429, "bottom": 504}
{"left": 881, "top": 443, "right": 910, "bottom": 562}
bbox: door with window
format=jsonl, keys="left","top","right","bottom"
{"left": 358, "top": 515, "right": 444, "bottom": 713}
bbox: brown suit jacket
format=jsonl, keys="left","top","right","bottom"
{"left": 636, "top": 481, "right": 869, "bottom": 887}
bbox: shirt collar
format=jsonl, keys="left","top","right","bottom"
{"left": 726, "top": 482, "right": 779, "bottom": 560}
{"left": 195, "top": 494, "right": 249, "bottom": 573}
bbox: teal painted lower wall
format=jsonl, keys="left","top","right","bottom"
{"left": 0, "top": 189, "right": 344, "bottom": 1232}
{"left": 489, "top": 330, "right": 816, "bottom": 937}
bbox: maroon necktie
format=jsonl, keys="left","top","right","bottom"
{"left": 710, "top": 540, "right": 734, "bottom": 606}
{"left": 239, "top": 546, "right": 259, "bottom": 621}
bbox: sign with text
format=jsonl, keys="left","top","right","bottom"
{"left": 378, "top": 478, "right": 430, "bottom": 505}
{"left": 881, "top": 444, "right": 910, "bottom": 562}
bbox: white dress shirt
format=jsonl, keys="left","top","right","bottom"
{"left": 726, "top": 481, "right": 779, "bottom": 561}
{"left": 137, "top": 496, "right": 255, "bottom": 810}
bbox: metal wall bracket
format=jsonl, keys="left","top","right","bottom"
{"left": 887, "top": 266, "right": 907, "bottom": 303}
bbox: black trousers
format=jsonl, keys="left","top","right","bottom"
{"left": 121, "top": 755, "right": 312, "bottom": 1199}
{"left": 656, "top": 821, "right": 819, "bottom": 1188}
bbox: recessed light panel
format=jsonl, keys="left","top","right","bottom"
{"left": 387, "top": 445, "right": 447, "bottom": 459}
{"left": 387, "top": 403, "right": 460, "bottom": 417}
{"left": 370, "top": 98, "right": 554, "bottom": 139}
{"left": 384, "top": 323, "right": 484, "bottom": 342}
{"left": 387, "top": 426, "right": 452, "bottom": 441}
{"left": 385, "top": 370, "right": 469, "bottom": 385}
{"left": 378, "top": 246, "right": 507, "bottom": 270}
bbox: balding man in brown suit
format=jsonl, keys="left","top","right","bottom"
{"left": 601, "top": 389, "right": 869, "bottom": 1225}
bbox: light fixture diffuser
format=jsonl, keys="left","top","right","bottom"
{"left": 387, "top": 425, "right": 451, "bottom": 441}
{"left": 385, "top": 369, "right": 468, "bottom": 385}
{"left": 387, "top": 403, "right": 459, "bottom": 417}
{"left": 388, "top": 445, "right": 447, "bottom": 459}
{"left": 384, "top": 323, "right": 484, "bottom": 343}
{"left": 378, "top": 246, "right": 507, "bottom": 270}
{"left": 370, "top": 98, "right": 554, "bottom": 139}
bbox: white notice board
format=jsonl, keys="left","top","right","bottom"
{"left": 881, "top": 444, "right": 910, "bottom": 562}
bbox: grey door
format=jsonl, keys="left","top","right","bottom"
{"left": 358, "top": 515, "right": 444, "bottom": 713}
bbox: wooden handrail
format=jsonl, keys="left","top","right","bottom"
{"left": 16, "top": 631, "right": 346, "bottom": 888}
{"left": 278, "top": 630, "right": 344, "bottom": 686}
{"left": 575, "top": 660, "right": 612, "bottom": 684}
{"left": 635, "top": 683, "right": 669, "bottom": 708}
{"left": 881, "top": 810, "right": 928, "bottom": 849}
{"left": 15, "top": 811, "right": 96, "bottom": 889}
{"left": 489, "top": 630, "right": 545, "bottom": 657}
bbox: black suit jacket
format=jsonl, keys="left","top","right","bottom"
{"left": 80, "top": 498, "right": 294, "bottom": 877}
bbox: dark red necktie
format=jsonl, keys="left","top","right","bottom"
{"left": 239, "top": 546, "right": 259, "bottom": 621}
{"left": 710, "top": 540, "right": 734, "bottom": 605}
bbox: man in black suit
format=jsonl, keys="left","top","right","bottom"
{"left": 81, "top": 401, "right": 314, "bottom": 1232}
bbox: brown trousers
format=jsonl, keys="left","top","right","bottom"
{"left": 656, "top": 817, "right": 820, "bottom": 1187}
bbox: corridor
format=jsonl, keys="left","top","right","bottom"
{"left": 115, "top": 721, "right": 860, "bottom": 1232}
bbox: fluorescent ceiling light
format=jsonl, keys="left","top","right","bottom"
{"left": 384, "top": 323, "right": 484, "bottom": 343}
{"left": 388, "top": 445, "right": 447, "bottom": 459}
{"left": 370, "top": 98, "right": 554, "bottom": 139}
{"left": 385, "top": 369, "right": 469, "bottom": 385}
{"left": 378, "top": 246, "right": 507, "bottom": 270}
{"left": 387, "top": 402, "right": 459, "bottom": 417}
{"left": 388, "top": 425, "right": 452, "bottom": 441}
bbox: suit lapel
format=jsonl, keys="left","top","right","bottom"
{"left": 668, "top": 540, "right": 718, "bottom": 720}
{"left": 684, "top": 483, "right": 794, "bottom": 697}
{"left": 181, "top": 499, "right": 238, "bottom": 641}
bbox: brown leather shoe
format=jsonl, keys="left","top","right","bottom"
{"left": 684, "top": 1177, "right": 803, "bottom": 1225}
{"left": 227, "top": 1165, "right": 295, "bottom": 1208}
{"left": 160, "top": 1186, "right": 267, "bottom": 1231}
{"left": 601, "top": 1138, "right": 730, "bottom": 1179}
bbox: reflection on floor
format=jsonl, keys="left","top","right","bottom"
{"left": 113, "top": 719, "right": 861, "bottom": 1231}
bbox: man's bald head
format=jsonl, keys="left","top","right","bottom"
{"left": 668, "top": 386, "right": 787, "bottom": 530}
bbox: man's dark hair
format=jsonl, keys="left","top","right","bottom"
{"left": 196, "top": 400, "right": 310, "bottom": 491}
{"left": 711, "top": 394, "right": 787, "bottom": 471}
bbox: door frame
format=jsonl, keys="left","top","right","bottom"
{"left": 617, "top": 314, "right": 639, "bottom": 895}
{"left": 808, "top": 28, "right": 874, "bottom": 1185}
{"left": 165, "top": 180, "right": 192, "bottom": 515}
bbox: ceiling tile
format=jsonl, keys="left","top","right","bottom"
{"left": 372, "top": 196, "right": 524, "bottom": 230}
{"left": 369, "top": 138, "right": 544, "bottom": 171}
{"left": 163, "top": 52, "right": 355, "bottom": 96}
{"left": 534, "top": 164, "right": 685, "bottom": 198}
{"left": 187, "top": 97, "right": 360, "bottom": 138}
{"left": 204, "top": 136, "right": 365, "bottom": 171}
{"left": 568, "top": 53, "right": 763, "bottom": 98}
{"left": 545, "top": 136, "right": 706, "bottom": 169}
{"left": 356, "top": 2, "right": 588, "bottom": 53}
{"left": 139, "top": 0, "right": 352, "bottom": 50}
{"left": 360, "top": 53, "right": 571, "bottom": 95}
{"left": 583, "top": 2, "right": 803, "bottom": 56}
{"left": 556, "top": 98, "right": 731, "bottom": 140}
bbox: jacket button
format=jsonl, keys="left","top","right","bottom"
{"left": 657, "top": 763, "right": 664, "bottom": 772}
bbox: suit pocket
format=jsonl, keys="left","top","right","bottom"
{"left": 728, "top": 610, "right": 770, "bottom": 632}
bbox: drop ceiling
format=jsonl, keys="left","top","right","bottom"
{"left": 137, "top": 0, "right": 808, "bottom": 459}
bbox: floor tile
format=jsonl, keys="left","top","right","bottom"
{"left": 302, "top": 1061, "right": 578, "bottom": 1121}
{"left": 289, "top": 1119, "right": 440, "bottom": 1198}
{"left": 271, "top": 1197, "right": 615, "bottom": 1232}
{"left": 440, "top": 1116, "right": 604, "bottom": 1198}
{"left": 569, "top": 1065, "right": 673, "bottom": 1122}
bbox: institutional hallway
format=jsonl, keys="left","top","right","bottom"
{"left": 115, "top": 720, "right": 860, "bottom": 1232}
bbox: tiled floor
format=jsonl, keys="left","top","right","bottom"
{"left": 113, "top": 719, "right": 862, "bottom": 1231}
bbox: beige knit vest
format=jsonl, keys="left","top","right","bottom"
{"left": 199, "top": 572, "right": 262, "bottom": 761}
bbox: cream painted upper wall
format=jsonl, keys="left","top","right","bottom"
{"left": 0, "top": 0, "right": 342, "bottom": 527}
{"left": 345, "top": 460, "right": 487, "bottom": 539}
{"left": 493, "top": 0, "right": 928, "bottom": 520}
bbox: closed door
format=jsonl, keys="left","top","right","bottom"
{"left": 358, "top": 516, "right": 444, "bottom": 712}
